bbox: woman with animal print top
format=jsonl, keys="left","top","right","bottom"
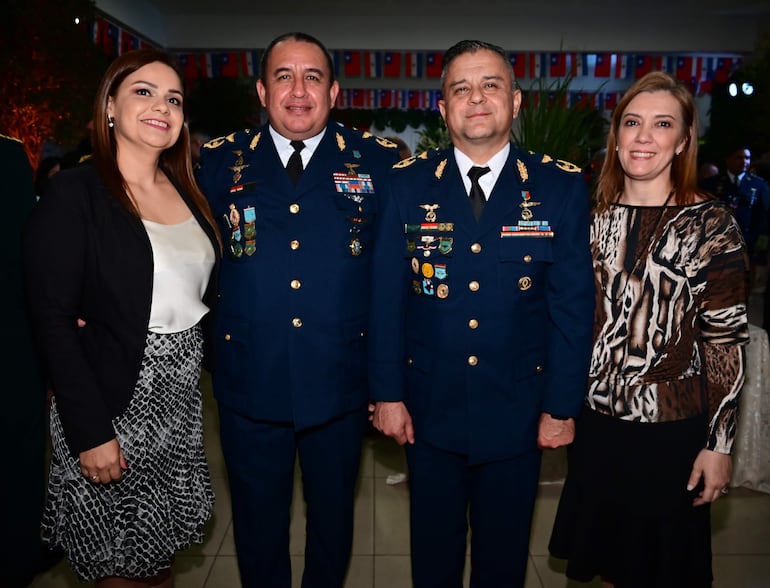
{"left": 549, "top": 71, "right": 749, "bottom": 588}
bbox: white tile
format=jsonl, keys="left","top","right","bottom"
{"left": 28, "top": 559, "right": 80, "bottom": 588}
{"left": 531, "top": 555, "right": 601, "bottom": 588}
{"left": 204, "top": 555, "right": 241, "bottom": 587}
{"left": 186, "top": 476, "right": 232, "bottom": 556}
{"left": 712, "top": 488, "right": 770, "bottom": 554}
{"left": 373, "top": 480, "right": 410, "bottom": 555}
{"left": 372, "top": 435, "right": 409, "bottom": 479}
{"left": 346, "top": 555, "right": 374, "bottom": 588}
{"left": 374, "top": 555, "right": 411, "bottom": 587}
{"left": 712, "top": 554, "right": 770, "bottom": 587}
{"left": 353, "top": 476, "right": 375, "bottom": 555}
{"left": 174, "top": 555, "right": 215, "bottom": 588}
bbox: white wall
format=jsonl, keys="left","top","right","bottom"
{"left": 95, "top": 1, "right": 769, "bottom": 53}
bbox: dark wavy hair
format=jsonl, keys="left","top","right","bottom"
{"left": 595, "top": 71, "right": 708, "bottom": 213}
{"left": 92, "top": 48, "right": 219, "bottom": 246}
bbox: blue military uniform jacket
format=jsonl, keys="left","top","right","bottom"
{"left": 196, "top": 121, "right": 398, "bottom": 429}
{"left": 702, "top": 171, "right": 770, "bottom": 259}
{"left": 368, "top": 146, "right": 595, "bottom": 464}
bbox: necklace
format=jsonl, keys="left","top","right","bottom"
{"left": 606, "top": 190, "right": 674, "bottom": 303}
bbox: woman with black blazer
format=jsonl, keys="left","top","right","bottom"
{"left": 23, "top": 49, "right": 221, "bottom": 587}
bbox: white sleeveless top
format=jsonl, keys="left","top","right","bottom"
{"left": 142, "top": 216, "right": 215, "bottom": 334}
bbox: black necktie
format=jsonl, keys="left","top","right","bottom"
{"left": 286, "top": 140, "right": 305, "bottom": 185}
{"left": 468, "top": 166, "right": 491, "bottom": 221}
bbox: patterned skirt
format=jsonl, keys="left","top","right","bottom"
{"left": 42, "top": 325, "right": 214, "bottom": 581}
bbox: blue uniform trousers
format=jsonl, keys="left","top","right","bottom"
{"left": 406, "top": 439, "right": 542, "bottom": 588}
{"left": 219, "top": 405, "right": 366, "bottom": 588}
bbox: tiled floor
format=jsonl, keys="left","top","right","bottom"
{"left": 31, "top": 373, "right": 770, "bottom": 588}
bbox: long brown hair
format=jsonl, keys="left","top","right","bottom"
{"left": 594, "top": 71, "right": 709, "bottom": 213}
{"left": 92, "top": 49, "right": 220, "bottom": 247}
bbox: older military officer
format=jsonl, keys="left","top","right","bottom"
{"left": 368, "top": 40, "right": 595, "bottom": 587}
{"left": 196, "top": 33, "right": 398, "bottom": 588}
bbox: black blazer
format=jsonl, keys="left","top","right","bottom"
{"left": 23, "top": 163, "right": 221, "bottom": 456}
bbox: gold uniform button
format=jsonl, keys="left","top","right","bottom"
{"left": 290, "top": 279, "right": 301, "bottom": 290}
{"left": 292, "top": 317, "right": 303, "bottom": 328}
{"left": 523, "top": 255, "right": 532, "bottom": 263}
{"left": 468, "top": 355, "right": 478, "bottom": 366}
{"left": 518, "top": 276, "right": 532, "bottom": 291}
{"left": 468, "top": 280, "right": 480, "bottom": 292}
{"left": 290, "top": 240, "right": 300, "bottom": 250}
{"left": 407, "top": 358, "right": 414, "bottom": 365}
{"left": 470, "top": 242, "right": 482, "bottom": 254}
{"left": 468, "top": 319, "right": 479, "bottom": 329}
{"left": 289, "top": 203, "right": 300, "bottom": 214}
{"left": 224, "top": 333, "right": 231, "bottom": 341}
{"left": 536, "top": 365, "right": 544, "bottom": 373}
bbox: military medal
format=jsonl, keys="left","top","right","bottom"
{"left": 434, "top": 263, "right": 447, "bottom": 279}
{"left": 349, "top": 227, "right": 363, "bottom": 256}
{"left": 229, "top": 150, "right": 249, "bottom": 184}
{"left": 421, "top": 262, "right": 434, "bottom": 278}
{"left": 422, "top": 278, "right": 435, "bottom": 296}
{"left": 420, "top": 204, "right": 440, "bottom": 222}
{"left": 436, "top": 284, "right": 449, "bottom": 299}
{"left": 244, "top": 240, "right": 256, "bottom": 256}
{"left": 519, "top": 190, "right": 541, "bottom": 221}
{"left": 411, "top": 257, "right": 420, "bottom": 274}
{"left": 229, "top": 203, "right": 240, "bottom": 227}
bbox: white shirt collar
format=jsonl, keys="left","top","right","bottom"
{"left": 454, "top": 143, "right": 511, "bottom": 200}
{"left": 269, "top": 126, "right": 326, "bottom": 168}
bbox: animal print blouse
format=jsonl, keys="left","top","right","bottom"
{"left": 587, "top": 200, "right": 749, "bottom": 453}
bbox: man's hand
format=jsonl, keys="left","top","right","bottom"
{"left": 687, "top": 449, "right": 732, "bottom": 506}
{"left": 371, "top": 401, "right": 415, "bottom": 446}
{"left": 537, "top": 413, "right": 575, "bottom": 449}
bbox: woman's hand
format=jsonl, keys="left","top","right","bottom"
{"left": 79, "top": 438, "right": 128, "bottom": 484}
{"left": 687, "top": 449, "right": 732, "bottom": 506}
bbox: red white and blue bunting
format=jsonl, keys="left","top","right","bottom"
{"left": 90, "top": 16, "right": 744, "bottom": 110}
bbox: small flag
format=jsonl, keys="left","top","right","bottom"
{"left": 405, "top": 52, "right": 423, "bottom": 78}
{"left": 383, "top": 51, "right": 402, "bottom": 77}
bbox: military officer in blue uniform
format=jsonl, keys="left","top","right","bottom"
{"left": 196, "top": 32, "right": 398, "bottom": 588}
{"left": 702, "top": 145, "right": 770, "bottom": 263}
{"left": 368, "top": 40, "right": 595, "bottom": 588}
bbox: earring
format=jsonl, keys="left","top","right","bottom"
{"left": 108, "top": 116, "right": 114, "bottom": 128}
{"left": 615, "top": 145, "right": 619, "bottom": 152}
{"left": 675, "top": 150, "right": 682, "bottom": 155}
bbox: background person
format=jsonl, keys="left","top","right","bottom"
{"left": 549, "top": 71, "right": 749, "bottom": 588}
{"left": 23, "top": 49, "right": 221, "bottom": 588}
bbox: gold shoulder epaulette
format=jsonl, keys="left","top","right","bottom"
{"left": 393, "top": 155, "right": 417, "bottom": 169}
{"left": 375, "top": 137, "right": 399, "bottom": 149}
{"left": 0, "top": 132, "right": 22, "bottom": 144}
{"left": 540, "top": 153, "right": 582, "bottom": 174}
{"left": 203, "top": 135, "right": 228, "bottom": 150}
